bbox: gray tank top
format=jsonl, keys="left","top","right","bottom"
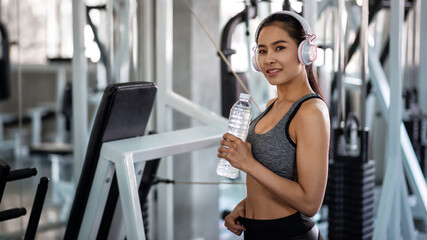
{"left": 246, "top": 93, "right": 321, "bottom": 181}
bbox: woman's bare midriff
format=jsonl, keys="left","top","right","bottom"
{"left": 244, "top": 174, "right": 297, "bottom": 219}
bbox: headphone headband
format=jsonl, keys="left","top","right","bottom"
{"left": 255, "top": 11, "right": 313, "bottom": 42}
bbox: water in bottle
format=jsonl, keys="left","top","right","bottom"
{"left": 217, "top": 93, "right": 252, "bottom": 179}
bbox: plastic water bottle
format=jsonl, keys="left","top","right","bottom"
{"left": 217, "top": 93, "right": 252, "bottom": 179}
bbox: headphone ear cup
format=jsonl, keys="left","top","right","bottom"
{"left": 298, "top": 40, "right": 309, "bottom": 65}
{"left": 252, "top": 54, "right": 261, "bottom": 72}
{"left": 298, "top": 40, "right": 317, "bottom": 66}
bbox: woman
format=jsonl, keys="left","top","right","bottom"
{"left": 217, "top": 11, "right": 330, "bottom": 240}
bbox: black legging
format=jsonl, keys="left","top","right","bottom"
{"left": 239, "top": 212, "right": 323, "bottom": 240}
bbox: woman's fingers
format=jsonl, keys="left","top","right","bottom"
{"left": 224, "top": 221, "right": 245, "bottom": 236}
{"left": 236, "top": 220, "right": 246, "bottom": 231}
{"left": 223, "top": 133, "right": 240, "bottom": 141}
{"left": 223, "top": 208, "right": 247, "bottom": 236}
{"left": 220, "top": 138, "right": 239, "bottom": 147}
{"left": 217, "top": 146, "right": 230, "bottom": 156}
{"left": 217, "top": 141, "right": 236, "bottom": 155}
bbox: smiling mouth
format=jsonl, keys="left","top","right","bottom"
{"left": 267, "top": 69, "right": 281, "bottom": 73}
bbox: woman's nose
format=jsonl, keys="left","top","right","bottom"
{"left": 264, "top": 52, "right": 276, "bottom": 64}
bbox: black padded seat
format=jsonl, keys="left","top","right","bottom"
{"left": 64, "top": 81, "right": 157, "bottom": 239}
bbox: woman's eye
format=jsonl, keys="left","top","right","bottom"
{"left": 276, "top": 46, "right": 286, "bottom": 51}
{"left": 258, "top": 49, "right": 266, "bottom": 54}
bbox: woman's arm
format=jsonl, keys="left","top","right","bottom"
{"left": 218, "top": 100, "right": 330, "bottom": 217}
{"left": 224, "top": 198, "right": 247, "bottom": 236}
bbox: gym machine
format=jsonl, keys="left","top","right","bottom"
{"left": 0, "top": 159, "right": 49, "bottom": 239}
{"left": 63, "top": 81, "right": 226, "bottom": 239}
{"left": 64, "top": 82, "right": 157, "bottom": 239}
{"left": 326, "top": 0, "right": 375, "bottom": 239}
{"left": 0, "top": 21, "right": 10, "bottom": 100}
{"left": 220, "top": 0, "right": 257, "bottom": 118}
{"left": 325, "top": 0, "right": 427, "bottom": 239}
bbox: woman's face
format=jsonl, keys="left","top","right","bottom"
{"left": 256, "top": 24, "right": 305, "bottom": 86}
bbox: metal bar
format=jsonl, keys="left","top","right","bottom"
{"left": 400, "top": 169, "right": 417, "bottom": 240}
{"left": 114, "top": 154, "right": 145, "bottom": 240}
{"left": 7, "top": 168, "right": 37, "bottom": 182}
{"left": 418, "top": 0, "right": 427, "bottom": 114}
{"left": 303, "top": 0, "right": 317, "bottom": 33}
{"left": 24, "top": 177, "right": 49, "bottom": 240}
{"left": 166, "top": 92, "right": 227, "bottom": 125}
{"left": 78, "top": 156, "right": 114, "bottom": 240}
{"left": 155, "top": 1, "right": 174, "bottom": 239}
{"left": 374, "top": 0, "right": 409, "bottom": 238}
{"left": 119, "top": 0, "right": 130, "bottom": 83}
{"left": 0, "top": 159, "right": 10, "bottom": 203}
{"left": 139, "top": 0, "right": 154, "bottom": 84}
{"left": 101, "top": 124, "right": 226, "bottom": 163}
{"left": 55, "top": 65, "right": 67, "bottom": 142}
{"left": 360, "top": 0, "right": 368, "bottom": 129}
{"left": 107, "top": 161, "right": 146, "bottom": 240}
{"left": 96, "top": 123, "right": 225, "bottom": 239}
{"left": 368, "top": 46, "right": 390, "bottom": 114}
{"left": 139, "top": 2, "right": 156, "bottom": 238}
{"left": 130, "top": 0, "right": 137, "bottom": 81}
{"left": 0, "top": 208, "right": 26, "bottom": 222}
{"left": 111, "top": 0, "right": 120, "bottom": 83}
{"left": 0, "top": 116, "right": 4, "bottom": 143}
{"left": 336, "top": 0, "right": 346, "bottom": 127}
{"left": 373, "top": 135, "right": 399, "bottom": 239}
{"left": 390, "top": 184, "right": 401, "bottom": 239}
{"left": 401, "top": 123, "right": 427, "bottom": 216}
{"left": 413, "top": 0, "right": 420, "bottom": 71}
{"left": 369, "top": 43, "right": 427, "bottom": 226}
{"left": 155, "top": 0, "right": 171, "bottom": 132}
{"left": 107, "top": 0, "right": 115, "bottom": 83}
{"left": 388, "top": 0, "right": 404, "bottom": 186}
{"left": 72, "top": 0, "right": 89, "bottom": 181}
{"left": 29, "top": 109, "right": 42, "bottom": 145}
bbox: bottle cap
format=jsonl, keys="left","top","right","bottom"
{"left": 239, "top": 93, "right": 251, "bottom": 100}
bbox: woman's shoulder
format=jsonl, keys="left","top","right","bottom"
{"left": 295, "top": 97, "right": 329, "bottom": 124}
{"left": 293, "top": 97, "right": 330, "bottom": 145}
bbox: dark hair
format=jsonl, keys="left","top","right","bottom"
{"left": 255, "top": 13, "right": 324, "bottom": 99}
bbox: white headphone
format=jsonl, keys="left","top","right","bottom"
{"left": 252, "top": 11, "right": 317, "bottom": 72}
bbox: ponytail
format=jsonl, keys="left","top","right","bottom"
{"left": 306, "top": 65, "right": 324, "bottom": 99}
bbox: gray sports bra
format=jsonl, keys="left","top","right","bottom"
{"left": 246, "top": 93, "right": 321, "bottom": 180}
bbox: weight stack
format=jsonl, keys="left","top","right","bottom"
{"left": 327, "top": 129, "right": 375, "bottom": 240}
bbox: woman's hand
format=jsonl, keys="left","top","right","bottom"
{"left": 217, "top": 133, "right": 255, "bottom": 172}
{"left": 224, "top": 204, "right": 246, "bottom": 236}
